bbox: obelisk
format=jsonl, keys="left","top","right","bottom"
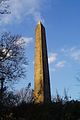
{"left": 34, "top": 21, "right": 51, "bottom": 103}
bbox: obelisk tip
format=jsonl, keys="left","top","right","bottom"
{"left": 38, "top": 21, "right": 42, "bottom": 25}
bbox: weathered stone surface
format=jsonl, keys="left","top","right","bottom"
{"left": 34, "top": 21, "right": 51, "bottom": 103}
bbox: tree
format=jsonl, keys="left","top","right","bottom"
{"left": 0, "top": 0, "right": 10, "bottom": 14}
{"left": 16, "top": 83, "right": 34, "bottom": 104}
{"left": 0, "top": 32, "right": 28, "bottom": 99}
{"left": 52, "top": 90, "right": 62, "bottom": 103}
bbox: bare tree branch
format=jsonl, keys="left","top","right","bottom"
{"left": 0, "top": 32, "right": 28, "bottom": 93}
{"left": 0, "top": 0, "right": 11, "bottom": 14}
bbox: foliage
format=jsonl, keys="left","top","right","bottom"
{"left": 0, "top": 101, "right": 80, "bottom": 120}
{"left": 0, "top": 85, "right": 80, "bottom": 120}
{"left": 0, "top": 84, "right": 34, "bottom": 120}
{"left": 0, "top": 91, "right": 19, "bottom": 120}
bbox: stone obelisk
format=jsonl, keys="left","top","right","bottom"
{"left": 34, "top": 21, "right": 51, "bottom": 103}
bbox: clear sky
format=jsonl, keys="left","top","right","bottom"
{"left": 0, "top": 0, "right": 80, "bottom": 100}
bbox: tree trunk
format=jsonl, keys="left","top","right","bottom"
{"left": 0, "top": 77, "right": 5, "bottom": 100}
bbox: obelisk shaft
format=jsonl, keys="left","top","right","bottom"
{"left": 34, "top": 22, "right": 51, "bottom": 103}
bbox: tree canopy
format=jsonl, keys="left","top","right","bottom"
{"left": 0, "top": 32, "right": 28, "bottom": 93}
{"left": 0, "top": 0, "right": 10, "bottom": 14}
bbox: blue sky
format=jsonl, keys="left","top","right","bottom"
{"left": 0, "top": 0, "right": 80, "bottom": 99}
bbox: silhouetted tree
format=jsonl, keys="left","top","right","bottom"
{"left": 0, "top": 32, "right": 28, "bottom": 100}
{"left": 52, "top": 90, "right": 62, "bottom": 103}
{"left": 0, "top": 0, "right": 11, "bottom": 15}
{"left": 16, "top": 83, "right": 34, "bottom": 104}
{"left": 52, "top": 88, "right": 71, "bottom": 104}
{"left": 0, "top": 91, "right": 18, "bottom": 107}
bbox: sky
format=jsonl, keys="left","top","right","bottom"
{"left": 0, "top": 0, "right": 80, "bottom": 100}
